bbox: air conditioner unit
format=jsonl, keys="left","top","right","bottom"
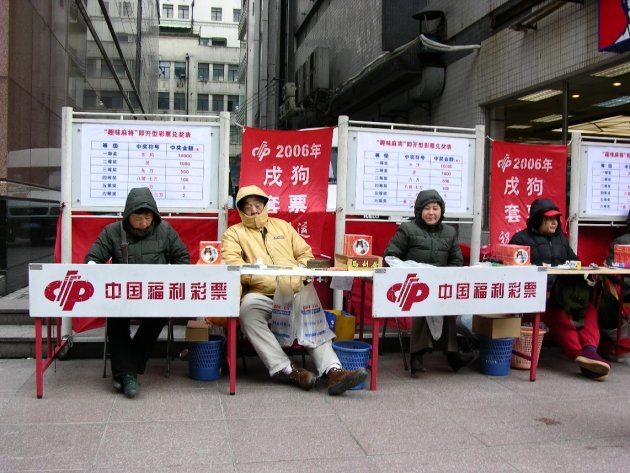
{"left": 296, "top": 65, "right": 305, "bottom": 104}
{"left": 309, "top": 47, "right": 329, "bottom": 91}
{"left": 279, "top": 97, "right": 297, "bottom": 120}
{"left": 282, "top": 82, "right": 296, "bottom": 100}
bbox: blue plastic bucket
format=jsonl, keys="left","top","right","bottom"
{"left": 188, "top": 335, "right": 224, "bottom": 381}
{"left": 479, "top": 336, "right": 513, "bottom": 376}
{"left": 332, "top": 340, "right": 371, "bottom": 390}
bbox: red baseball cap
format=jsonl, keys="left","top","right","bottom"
{"left": 543, "top": 209, "right": 561, "bottom": 217}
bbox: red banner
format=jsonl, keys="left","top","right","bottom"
{"left": 240, "top": 127, "right": 333, "bottom": 252}
{"left": 490, "top": 141, "right": 568, "bottom": 251}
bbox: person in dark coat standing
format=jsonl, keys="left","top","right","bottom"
{"left": 384, "top": 189, "right": 474, "bottom": 375}
{"left": 510, "top": 198, "right": 610, "bottom": 381}
{"left": 85, "top": 187, "right": 190, "bottom": 397}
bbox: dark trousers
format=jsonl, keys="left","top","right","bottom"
{"left": 107, "top": 317, "right": 167, "bottom": 378}
{"left": 409, "top": 315, "right": 459, "bottom": 355}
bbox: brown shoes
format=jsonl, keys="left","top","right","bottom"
{"left": 326, "top": 367, "right": 368, "bottom": 395}
{"left": 274, "top": 364, "right": 316, "bottom": 391}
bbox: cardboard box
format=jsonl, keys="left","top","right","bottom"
{"left": 614, "top": 244, "right": 630, "bottom": 265}
{"left": 472, "top": 314, "right": 522, "bottom": 339}
{"left": 495, "top": 244, "right": 530, "bottom": 266}
{"left": 198, "top": 241, "right": 222, "bottom": 265}
{"left": 186, "top": 320, "right": 209, "bottom": 342}
{"left": 343, "top": 234, "right": 373, "bottom": 256}
{"left": 335, "top": 253, "right": 382, "bottom": 271}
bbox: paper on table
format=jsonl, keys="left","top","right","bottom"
{"left": 331, "top": 276, "right": 354, "bottom": 291}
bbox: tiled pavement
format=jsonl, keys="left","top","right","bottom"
{"left": 1, "top": 346, "right": 630, "bottom": 472}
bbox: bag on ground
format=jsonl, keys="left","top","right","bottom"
{"left": 295, "top": 281, "right": 336, "bottom": 348}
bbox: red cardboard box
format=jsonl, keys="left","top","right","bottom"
{"left": 198, "top": 241, "right": 222, "bottom": 265}
{"left": 343, "top": 234, "right": 373, "bottom": 256}
{"left": 495, "top": 244, "right": 530, "bottom": 265}
{"left": 614, "top": 244, "right": 630, "bottom": 265}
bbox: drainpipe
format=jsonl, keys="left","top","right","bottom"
{"left": 185, "top": 53, "right": 190, "bottom": 116}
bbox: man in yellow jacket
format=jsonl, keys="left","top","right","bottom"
{"left": 222, "top": 185, "right": 367, "bottom": 395}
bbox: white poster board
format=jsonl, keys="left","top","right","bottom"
{"left": 578, "top": 142, "right": 630, "bottom": 219}
{"left": 71, "top": 121, "right": 220, "bottom": 210}
{"left": 372, "top": 266, "right": 547, "bottom": 317}
{"left": 345, "top": 129, "right": 475, "bottom": 217}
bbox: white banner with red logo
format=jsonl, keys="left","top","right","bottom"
{"left": 239, "top": 127, "right": 333, "bottom": 247}
{"left": 371, "top": 266, "right": 547, "bottom": 317}
{"left": 490, "top": 141, "right": 567, "bottom": 250}
{"left": 29, "top": 264, "right": 241, "bottom": 317}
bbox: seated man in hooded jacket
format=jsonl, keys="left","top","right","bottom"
{"left": 222, "top": 185, "right": 368, "bottom": 395}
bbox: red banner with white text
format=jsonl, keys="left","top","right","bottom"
{"left": 240, "top": 127, "right": 333, "bottom": 253}
{"left": 490, "top": 141, "right": 568, "bottom": 251}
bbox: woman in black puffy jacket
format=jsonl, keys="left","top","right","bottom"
{"left": 510, "top": 198, "right": 610, "bottom": 381}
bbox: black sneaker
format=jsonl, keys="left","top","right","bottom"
{"left": 112, "top": 376, "right": 124, "bottom": 393}
{"left": 121, "top": 374, "right": 140, "bottom": 398}
{"left": 446, "top": 351, "right": 476, "bottom": 372}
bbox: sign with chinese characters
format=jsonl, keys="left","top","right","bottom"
{"left": 490, "top": 141, "right": 567, "bottom": 249}
{"left": 28, "top": 264, "right": 240, "bottom": 317}
{"left": 580, "top": 144, "right": 630, "bottom": 218}
{"left": 239, "top": 127, "right": 333, "bottom": 242}
{"left": 372, "top": 266, "right": 547, "bottom": 317}
{"left": 347, "top": 130, "right": 475, "bottom": 216}
{"left": 76, "top": 122, "right": 218, "bottom": 209}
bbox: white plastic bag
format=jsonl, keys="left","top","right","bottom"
{"left": 294, "top": 282, "right": 335, "bottom": 348}
{"left": 270, "top": 277, "right": 295, "bottom": 347}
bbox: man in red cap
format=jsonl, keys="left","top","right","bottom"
{"left": 510, "top": 198, "right": 610, "bottom": 381}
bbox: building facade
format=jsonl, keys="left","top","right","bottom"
{"left": 157, "top": 0, "right": 243, "bottom": 183}
{"left": 0, "top": 0, "right": 158, "bottom": 294}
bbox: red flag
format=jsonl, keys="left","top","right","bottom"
{"left": 490, "top": 141, "right": 568, "bottom": 251}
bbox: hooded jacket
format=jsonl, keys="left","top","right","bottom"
{"left": 509, "top": 198, "right": 577, "bottom": 266}
{"left": 84, "top": 187, "right": 190, "bottom": 265}
{"left": 384, "top": 189, "right": 463, "bottom": 266}
{"left": 222, "top": 185, "right": 313, "bottom": 296}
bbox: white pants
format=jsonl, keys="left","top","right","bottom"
{"left": 239, "top": 292, "right": 341, "bottom": 376}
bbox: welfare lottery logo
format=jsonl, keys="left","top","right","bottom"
{"left": 44, "top": 270, "right": 94, "bottom": 310}
{"left": 386, "top": 273, "right": 429, "bottom": 311}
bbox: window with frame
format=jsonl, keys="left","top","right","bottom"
{"left": 212, "top": 95, "right": 224, "bottom": 112}
{"left": 158, "top": 92, "right": 169, "bottom": 110}
{"left": 163, "top": 4, "right": 173, "bottom": 18}
{"left": 227, "top": 95, "right": 240, "bottom": 112}
{"left": 199, "top": 38, "right": 209, "bottom": 46}
{"left": 87, "top": 59, "right": 98, "bottom": 78}
{"left": 100, "top": 61, "right": 113, "bottom": 78}
{"left": 198, "top": 63, "right": 209, "bottom": 81}
{"left": 174, "top": 62, "right": 186, "bottom": 79}
{"left": 174, "top": 92, "right": 185, "bottom": 111}
{"left": 233, "top": 9, "right": 241, "bottom": 23}
{"left": 178, "top": 5, "right": 189, "bottom": 19}
{"left": 211, "top": 7, "right": 222, "bottom": 21}
{"left": 119, "top": 1, "right": 133, "bottom": 16}
{"left": 197, "top": 94, "right": 209, "bottom": 112}
{"left": 230, "top": 126, "right": 241, "bottom": 145}
{"left": 228, "top": 65, "right": 238, "bottom": 82}
{"left": 211, "top": 38, "right": 227, "bottom": 46}
{"left": 158, "top": 61, "right": 170, "bottom": 80}
{"left": 212, "top": 64, "right": 224, "bottom": 81}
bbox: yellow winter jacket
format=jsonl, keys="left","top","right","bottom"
{"left": 222, "top": 185, "right": 313, "bottom": 296}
